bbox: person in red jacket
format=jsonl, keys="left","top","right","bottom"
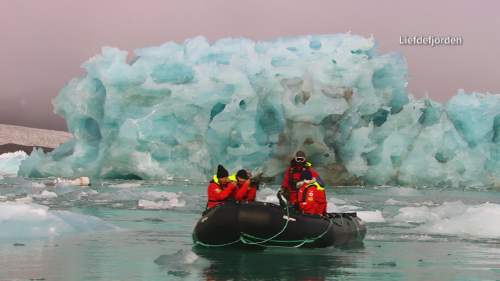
{"left": 233, "top": 169, "right": 257, "bottom": 203}
{"left": 297, "top": 170, "right": 327, "bottom": 216}
{"left": 206, "top": 165, "right": 236, "bottom": 210}
{"left": 281, "top": 151, "right": 324, "bottom": 205}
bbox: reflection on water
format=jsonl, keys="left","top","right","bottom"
{"left": 192, "top": 245, "right": 363, "bottom": 281}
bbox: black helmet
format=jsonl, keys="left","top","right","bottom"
{"left": 236, "top": 169, "right": 249, "bottom": 180}
{"left": 216, "top": 165, "right": 229, "bottom": 178}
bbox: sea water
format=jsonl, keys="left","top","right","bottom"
{"left": 1, "top": 177, "right": 500, "bottom": 281}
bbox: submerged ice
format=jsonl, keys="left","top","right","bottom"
{"left": 18, "top": 34, "right": 500, "bottom": 187}
{"left": 0, "top": 202, "right": 117, "bottom": 239}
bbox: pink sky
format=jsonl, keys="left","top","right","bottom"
{"left": 1, "top": 0, "right": 499, "bottom": 130}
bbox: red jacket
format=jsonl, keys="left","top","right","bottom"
{"left": 297, "top": 182, "right": 327, "bottom": 216}
{"left": 281, "top": 163, "right": 321, "bottom": 204}
{"left": 233, "top": 180, "right": 257, "bottom": 202}
{"left": 206, "top": 180, "right": 236, "bottom": 209}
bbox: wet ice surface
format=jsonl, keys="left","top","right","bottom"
{"left": 1, "top": 177, "right": 500, "bottom": 280}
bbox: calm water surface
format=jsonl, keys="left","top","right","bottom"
{"left": 1, "top": 178, "right": 500, "bottom": 280}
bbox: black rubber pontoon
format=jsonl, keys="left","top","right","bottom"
{"left": 193, "top": 201, "right": 366, "bottom": 249}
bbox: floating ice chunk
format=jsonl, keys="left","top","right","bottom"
{"left": 386, "top": 187, "right": 421, "bottom": 196}
{"left": 143, "top": 191, "right": 180, "bottom": 200}
{"left": 154, "top": 249, "right": 209, "bottom": 271}
{"left": 15, "top": 196, "right": 33, "bottom": 204}
{"left": 31, "top": 182, "right": 46, "bottom": 189}
{"left": 0, "top": 202, "right": 117, "bottom": 239}
{"left": 256, "top": 187, "right": 280, "bottom": 203}
{"left": 33, "top": 190, "right": 58, "bottom": 199}
{"left": 357, "top": 210, "right": 385, "bottom": 223}
{"left": 419, "top": 203, "right": 500, "bottom": 238}
{"left": 330, "top": 197, "right": 347, "bottom": 205}
{"left": 137, "top": 199, "right": 183, "bottom": 209}
{"left": 385, "top": 198, "right": 407, "bottom": 205}
{"left": 0, "top": 151, "right": 27, "bottom": 175}
{"left": 339, "top": 205, "right": 362, "bottom": 212}
{"left": 54, "top": 176, "right": 90, "bottom": 186}
{"left": 137, "top": 193, "right": 186, "bottom": 209}
{"left": 263, "top": 195, "right": 279, "bottom": 204}
{"left": 398, "top": 234, "right": 434, "bottom": 241}
{"left": 183, "top": 251, "right": 200, "bottom": 264}
{"left": 393, "top": 201, "right": 500, "bottom": 238}
{"left": 327, "top": 202, "right": 362, "bottom": 213}
{"left": 393, "top": 206, "right": 438, "bottom": 224}
{"left": 395, "top": 201, "right": 467, "bottom": 224}
{"left": 87, "top": 189, "right": 99, "bottom": 195}
{"left": 415, "top": 201, "right": 437, "bottom": 207}
{"left": 109, "top": 182, "right": 142, "bottom": 188}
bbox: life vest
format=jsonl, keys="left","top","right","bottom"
{"left": 228, "top": 174, "right": 237, "bottom": 182}
{"left": 212, "top": 175, "right": 220, "bottom": 184}
{"left": 206, "top": 175, "right": 236, "bottom": 209}
{"left": 299, "top": 182, "right": 324, "bottom": 202}
{"left": 288, "top": 162, "right": 314, "bottom": 191}
{"left": 298, "top": 181, "right": 327, "bottom": 215}
{"left": 282, "top": 162, "right": 322, "bottom": 205}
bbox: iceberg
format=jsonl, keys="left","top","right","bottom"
{"left": 0, "top": 151, "right": 28, "bottom": 175}
{"left": 18, "top": 34, "right": 500, "bottom": 187}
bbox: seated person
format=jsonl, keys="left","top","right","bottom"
{"left": 281, "top": 151, "right": 324, "bottom": 205}
{"left": 206, "top": 165, "right": 236, "bottom": 209}
{"left": 233, "top": 169, "right": 257, "bottom": 203}
{"left": 297, "top": 170, "right": 327, "bottom": 216}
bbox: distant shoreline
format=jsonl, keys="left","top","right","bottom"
{"left": 0, "top": 143, "right": 54, "bottom": 155}
{"left": 0, "top": 124, "right": 71, "bottom": 155}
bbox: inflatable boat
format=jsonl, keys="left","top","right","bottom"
{"left": 193, "top": 200, "right": 367, "bottom": 249}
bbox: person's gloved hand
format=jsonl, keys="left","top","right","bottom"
{"left": 280, "top": 188, "right": 290, "bottom": 198}
{"left": 250, "top": 178, "right": 260, "bottom": 190}
{"left": 277, "top": 190, "right": 288, "bottom": 207}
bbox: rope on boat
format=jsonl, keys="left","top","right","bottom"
{"left": 194, "top": 193, "right": 335, "bottom": 248}
{"left": 238, "top": 200, "right": 292, "bottom": 246}
{"left": 240, "top": 218, "right": 332, "bottom": 248}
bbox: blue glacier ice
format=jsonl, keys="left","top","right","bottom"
{"left": 18, "top": 34, "right": 500, "bottom": 187}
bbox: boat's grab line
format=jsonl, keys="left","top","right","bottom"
{"left": 194, "top": 203, "right": 333, "bottom": 248}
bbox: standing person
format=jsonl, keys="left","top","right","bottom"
{"left": 206, "top": 165, "right": 236, "bottom": 210}
{"left": 297, "top": 170, "right": 327, "bottom": 216}
{"left": 233, "top": 169, "right": 257, "bottom": 203}
{"left": 280, "top": 151, "right": 324, "bottom": 205}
